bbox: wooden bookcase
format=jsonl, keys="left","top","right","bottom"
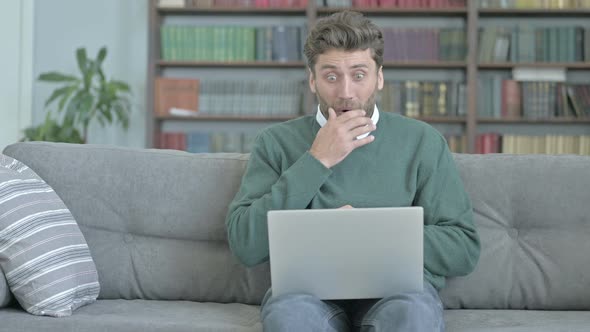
{"left": 147, "top": 0, "right": 590, "bottom": 153}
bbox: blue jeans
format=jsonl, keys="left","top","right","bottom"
{"left": 260, "top": 281, "right": 444, "bottom": 332}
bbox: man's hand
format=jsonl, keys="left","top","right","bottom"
{"left": 310, "top": 108, "right": 376, "bottom": 168}
{"left": 339, "top": 205, "right": 353, "bottom": 209}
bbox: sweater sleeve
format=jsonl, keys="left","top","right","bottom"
{"left": 225, "top": 131, "right": 332, "bottom": 267}
{"left": 414, "top": 134, "right": 481, "bottom": 278}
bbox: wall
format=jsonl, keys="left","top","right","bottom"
{"left": 33, "top": 0, "right": 148, "bottom": 147}
{"left": 0, "top": 0, "right": 33, "bottom": 151}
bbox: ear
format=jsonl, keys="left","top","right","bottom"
{"left": 308, "top": 68, "right": 316, "bottom": 94}
{"left": 377, "top": 65, "right": 384, "bottom": 91}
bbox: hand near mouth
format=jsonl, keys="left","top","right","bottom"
{"left": 333, "top": 108, "right": 355, "bottom": 117}
{"left": 310, "top": 107, "right": 376, "bottom": 169}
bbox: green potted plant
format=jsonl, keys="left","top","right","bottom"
{"left": 23, "top": 47, "right": 132, "bottom": 143}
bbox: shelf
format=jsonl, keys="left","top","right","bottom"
{"left": 478, "top": 8, "right": 590, "bottom": 17}
{"left": 383, "top": 61, "right": 466, "bottom": 69}
{"left": 149, "top": 0, "right": 590, "bottom": 152}
{"left": 317, "top": 7, "right": 467, "bottom": 16}
{"left": 479, "top": 63, "right": 590, "bottom": 69}
{"left": 156, "top": 115, "right": 297, "bottom": 122}
{"left": 411, "top": 116, "right": 466, "bottom": 123}
{"left": 157, "top": 60, "right": 305, "bottom": 68}
{"left": 478, "top": 117, "right": 590, "bottom": 124}
{"left": 157, "top": 115, "right": 467, "bottom": 123}
{"left": 157, "top": 7, "right": 306, "bottom": 15}
{"left": 157, "top": 60, "right": 468, "bottom": 69}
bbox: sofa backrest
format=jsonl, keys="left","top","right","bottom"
{"left": 4, "top": 143, "right": 590, "bottom": 309}
{"left": 3, "top": 142, "right": 270, "bottom": 304}
{"left": 441, "top": 153, "right": 590, "bottom": 310}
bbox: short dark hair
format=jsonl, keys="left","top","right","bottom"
{"left": 303, "top": 10, "right": 384, "bottom": 73}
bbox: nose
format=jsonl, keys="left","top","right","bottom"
{"left": 337, "top": 76, "right": 354, "bottom": 100}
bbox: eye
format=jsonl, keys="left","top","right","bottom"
{"left": 354, "top": 72, "right": 365, "bottom": 80}
{"left": 326, "top": 74, "right": 337, "bottom": 82}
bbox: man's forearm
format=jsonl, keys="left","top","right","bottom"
{"left": 423, "top": 216, "right": 481, "bottom": 277}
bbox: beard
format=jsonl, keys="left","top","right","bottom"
{"left": 315, "top": 83, "right": 379, "bottom": 120}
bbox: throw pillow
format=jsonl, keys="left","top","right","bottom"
{"left": 0, "top": 266, "right": 11, "bottom": 307}
{"left": 0, "top": 154, "right": 100, "bottom": 317}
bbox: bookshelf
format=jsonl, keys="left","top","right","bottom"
{"left": 147, "top": 0, "right": 590, "bottom": 154}
{"left": 475, "top": 0, "right": 590, "bottom": 154}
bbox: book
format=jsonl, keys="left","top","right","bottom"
{"left": 169, "top": 108, "right": 199, "bottom": 117}
{"left": 501, "top": 79, "right": 521, "bottom": 118}
{"left": 158, "top": 0, "right": 186, "bottom": 7}
{"left": 512, "top": 67, "right": 566, "bottom": 82}
{"left": 155, "top": 78, "right": 200, "bottom": 116}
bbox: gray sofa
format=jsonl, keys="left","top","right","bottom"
{"left": 0, "top": 141, "right": 589, "bottom": 332}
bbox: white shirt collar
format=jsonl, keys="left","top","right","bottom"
{"left": 315, "top": 105, "right": 380, "bottom": 139}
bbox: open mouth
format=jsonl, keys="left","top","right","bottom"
{"left": 334, "top": 109, "right": 351, "bottom": 114}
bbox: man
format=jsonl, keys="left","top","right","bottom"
{"left": 225, "top": 10, "right": 480, "bottom": 332}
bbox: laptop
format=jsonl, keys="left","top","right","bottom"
{"left": 267, "top": 207, "right": 424, "bottom": 300}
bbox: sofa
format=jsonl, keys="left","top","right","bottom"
{"left": 0, "top": 141, "right": 589, "bottom": 332}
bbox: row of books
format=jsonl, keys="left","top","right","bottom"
{"left": 156, "top": 76, "right": 590, "bottom": 120}
{"left": 379, "top": 80, "right": 466, "bottom": 117}
{"left": 160, "top": 132, "right": 257, "bottom": 153}
{"left": 160, "top": 131, "right": 590, "bottom": 155}
{"left": 198, "top": 80, "right": 304, "bottom": 116}
{"left": 155, "top": 78, "right": 305, "bottom": 117}
{"left": 479, "top": 26, "right": 590, "bottom": 63}
{"left": 445, "top": 134, "right": 467, "bottom": 153}
{"left": 475, "top": 133, "right": 590, "bottom": 155}
{"left": 383, "top": 28, "right": 466, "bottom": 62}
{"left": 164, "top": 131, "right": 468, "bottom": 154}
{"left": 160, "top": 0, "right": 590, "bottom": 10}
{"left": 479, "top": 0, "right": 590, "bottom": 9}
{"left": 317, "top": 0, "right": 465, "bottom": 7}
{"left": 161, "top": 24, "right": 590, "bottom": 64}
{"left": 160, "top": 25, "right": 305, "bottom": 62}
{"left": 161, "top": 0, "right": 309, "bottom": 7}
{"left": 159, "top": 0, "right": 466, "bottom": 8}
{"left": 156, "top": 77, "right": 467, "bottom": 118}
{"left": 478, "top": 78, "right": 590, "bottom": 119}
{"left": 164, "top": 131, "right": 470, "bottom": 153}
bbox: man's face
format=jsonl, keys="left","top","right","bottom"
{"left": 309, "top": 48, "right": 384, "bottom": 119}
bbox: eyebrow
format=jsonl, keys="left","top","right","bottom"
{"left": 318, "top": 64, "right": 370, "bottom": 71}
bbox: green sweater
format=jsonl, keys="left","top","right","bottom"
{"left": 225, "top": 112, "right": 480, "bottom": 290}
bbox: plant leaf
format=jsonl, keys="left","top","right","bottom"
{"left": 57, "top": 85, "right": 78, "bottom": 112}
{"left": 76, "top": 48, "right": 88, "bottom": 75}
{"left": 98, "top": 68, "right": 106, "bottom": 83}
{"left": 38, "top": 72, "right": 78, "bottom": 82}
{"left": 100, "top": 106, "right": 113, "bottom": 124}
{"left": 39, "top": 113, "right": 54, "bottom": 139}
{"left": 77, "top": 48, "right": 95, "bottom": 90}
{"left": 80, "top": 93, "right": 94, "bottom": 111}
{"left": 110, "top": 80, "right": 131, "bottom": 93}
{"left": 96, "top": 47, "right": 107, "bottom": 67}
{"left": 65, "top": 90, "right": 84, "bottom": 124}
{"left": 79, "top": 93, "right": 95, "bottom": 122}
{"left": 44, "top": 85, "right": 74, "bottom": 107}
{"left": 83, "top": 60, "right": 94, "bottom": 91}
{"left": 114, "top": 103, "right": 130, "bottom": 129}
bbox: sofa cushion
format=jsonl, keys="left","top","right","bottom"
{"left": 0, "top": 299, "right": 262, "bottom": 332}
{"left": 2, "top": 142, "right": 270, "bottom": 304}
{"left": 441, "top": 154, "right": 590, "bottom": 310}
{"left": 0, "top": 269, "right": 10, "bottom": 308}
{"left": 0, "top": 154, "right": 100, "bottom": 317}
{"left": 444, "top": 309, "right": 590, "bottom": 332}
